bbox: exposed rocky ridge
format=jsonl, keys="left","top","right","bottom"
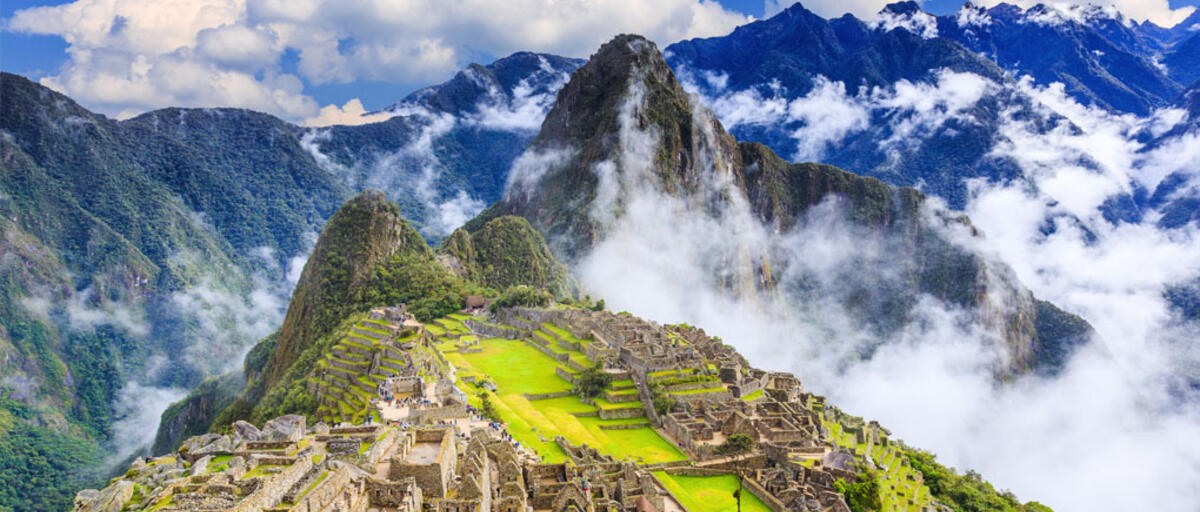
{"left": 934, "top": 1, "right": 1181, "bottom": 115}
{"left": 475, "top": 34, "right": 1091, "bottom": 374}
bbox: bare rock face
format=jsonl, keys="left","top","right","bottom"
{"left": 73, "top": 480, "right": 133, "bottom": 512}
{"left": 193, "top": 455, "right": 214, "bottom": 475}
{"left": 261, "top": 414, "right": 306, "bottom": 442}
{"left": 309, "top": 422, "right": 331, "bottom": 435}
{"left": 232, "top": 420, "right": 261, "bottom": 445}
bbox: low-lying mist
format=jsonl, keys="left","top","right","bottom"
{"left": 557, "top": 72, "right": 1200, "bottom": 510}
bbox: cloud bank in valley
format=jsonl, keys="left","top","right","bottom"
{"left": 513, "top": 63, "right": 1200, "bottom": 510}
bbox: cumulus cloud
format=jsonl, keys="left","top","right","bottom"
{"left": 303, "top": 98, "right": 399, "bottom": 127}
{"left": 6, "top": 0, "right": 749, "bottom": 120}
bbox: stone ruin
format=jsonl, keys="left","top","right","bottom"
{"left": 81, "top": 304, "right": 940, "bottom": 512}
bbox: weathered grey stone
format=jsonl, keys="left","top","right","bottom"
{"left": 193, "top": 455, "right": 213, "bottom": 475}
{"left": 193, "top": 435, "right": 234, "bottom": 455}
{"left": 74, "top": 480, "right": 133, "bottom": 512}
{"left": 74, "top": 489, "right": 100, "bottom": 508}
{"left": 261, "top": 414, "right": 306, "bottom": 442}
{"left": 232, "top": 420, "right": 261, "bottom": 445}
{"left": 180, "top": 433, "right": 223, "bottom": 453}
{"left": 309, "top": 421, "right": 330, "bottom": 435}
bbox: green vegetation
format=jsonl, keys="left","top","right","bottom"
{"left": 479, "top": 391, "right": 502, "bottom": 422}
{"left": 440, "top": 333, "right": 683, "bottom": 464}
{"left": 835, "top": 470, "right": 882, "bottom": 512}
{"left": 652, "top": 472, "right": 772, "bottom": 512}
{"left": 441, "top": 216, "right": 576, "bottom": 298}
{"left": 0, "top": 419, "right": 105, "bottom": 512}
{"left": 648, "top": 382, "right": 677, "bottom": 416}
{"left": 491, "top": 285, "right": 553, "bottom": 311}
{"left": 572, "top": 367, "right": 612, "bottom": 398}
{"left": 904, "top": 449, "right": 1053, "bottom": 512}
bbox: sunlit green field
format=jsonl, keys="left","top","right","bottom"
{"left": 441, "top": 333, "right": 684, "bottom": 464}
{"left": 652, "top": 472, "right": 772, "bottom": 512}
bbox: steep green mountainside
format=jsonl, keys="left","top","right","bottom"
{"left": 474, "top": 34, "right": 1091, "bottom": 375}
{"left": 440, "top": 215, "right": 575, "bottom": 296}
{"left": 264, "top": 191, "right": 430, "bottom": 389}
{"left": 0, "top": 72, "right": 347, "bottom": 512}
{"left": 157, "top": 192, "right": 572, "bottom": 447}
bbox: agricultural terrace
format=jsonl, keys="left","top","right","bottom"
{"left": 432, "top": 318, "right": 685, "bottom": 464}
{"left": 823, "top": 413, "right": 933, "bottom": 512}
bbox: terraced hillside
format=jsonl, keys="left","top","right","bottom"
{"left": 310, "top": 313, "right": 425, "bottom": 425}
{"left": 82, "top": 303, "right": 1049, "bottom": 512}
{"left": 428, "top": 313, "right": 686, "bottom": 465}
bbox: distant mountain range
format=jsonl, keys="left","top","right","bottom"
{"left": 665, "top": 1, "right": 1200, "bottom": 221}
{"left": 1, "top": 2, "right": 1197, "bottom": 510}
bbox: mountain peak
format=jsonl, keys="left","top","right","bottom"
{"left": 264, "top": 189, "right": 427, "bottom": 387}
{"left": 881, "top": 1, "right": 923, "bottom": 16}
{"left": 588, "top": 34, "right": 668, "bottom": 75}
{"left": 533, "top": 33, "right": 682, "bottom": 148}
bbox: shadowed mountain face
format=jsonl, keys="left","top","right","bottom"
{"left": 475, "top": 34, "right": 1091, "bottom": 377}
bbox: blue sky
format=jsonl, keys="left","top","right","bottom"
{"left": 2, "top": 0, "right": 1198, "bottom": 123}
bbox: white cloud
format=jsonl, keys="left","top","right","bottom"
{"left": 541, "top": 61, "right": 1200, "bottom": 511}
{"left": 108, "top": 381, "right": 186, "bottom": 463}
{"left": 678, "top": 68, "right": 990, "bottom": 162}
{"left": 973, "top": 0, "right": 1195, "bottom": 27}
{"left": 7, "top": 0, "right": 750, "bottom": 120}
{"left": 303, "top": 98, "right": 398, "bottom": 126}
{"left": 503, "top": 147, "right": 576, "bottom": 200}
{"left": 870, "top": 7, "right": 939, "bottom": 39}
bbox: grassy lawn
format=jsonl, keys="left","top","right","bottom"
{"left": 444, "top": 335, "right": 683, "bottom": 464}
{"left": 670, "top": 387, "right": 727, "bottom": 396}
{"left": 542, "top": 322, "right": 589, "bottom": 345}
{"left": 459, "top": 338, "right": 572, "bottom": 395}
{"left": 652, "top": 472, "right": 772, "bottom": 512}
{"left": 740, "top": 389, "right": 763, "bottom": 401}
{"left": 436, "top": 318, "right": 470, "bottom": 334}
{"left": 611, "top": 379, "right": 635, "bottom": 389}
